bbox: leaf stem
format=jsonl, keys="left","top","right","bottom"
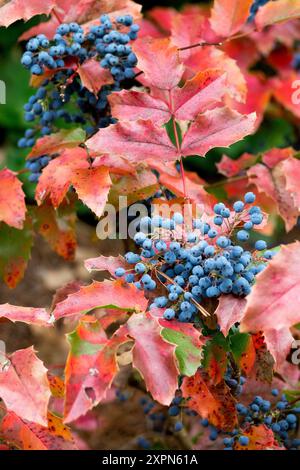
{"left": 178, "top": 27, "right": 257, "bottom": 52}
{"left": 52, "top": 8, "right": 64, "bottom": 25}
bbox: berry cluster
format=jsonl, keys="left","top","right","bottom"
{"left": 115, "top": 193, "right": 273, "bottom": 323}
{"left": 19, "top": 14, "right": 139, "bottom": 181}
{"left": 221, "top": 390, "right": 300, "bottom": 450}
{"left": 248, "top": 0, "right": 270, "bottom": 22}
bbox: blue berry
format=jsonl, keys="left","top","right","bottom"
{"left": 244, "top": 192, "right": 256, "bottom": 203}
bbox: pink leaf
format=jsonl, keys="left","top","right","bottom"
{"left": 84, "top": 255, "right": 127, "bottom": 277}
{"left": 126, "top": 313, "right": 179, "bottom": 405}
{"left": 215, "top": 296, "right": 247, "bottom": 336}
{"left": 0, "top": 347, "right": 51, "bottom": 426}
{"left": 109, "top": 69, "right": 227, "bottom": 125}
{"left": 172, "top": 69, "right": 227, "bottom": 121}
{"left": 262, "top": 148, "right": 294, "bottom": 168}
{"left": 0, "top": 0, "right": 55, "bottom": 27}
{"left": 181, "top": 107, "right": 256, "bottom": 157}
{"left": 86, "top": 120, "right": 179, "bottom": 163}
{"left": 0, "top": 169, "right": 26, "bottom": 229}
{"left": 210, "top": 0, "right": 253, "bottom": 37}
{"left": 0, "top": 304, "right": 50, "bottom": 327}
{"left": 241, "top": 242, "right": 300, "bottom": 367}
{"left": 133, "top": 37, "right": 184, "bottom": 90}
{"left": 109, "top": 90, "right": 170, "bottom": 126}
{"left": 255, "top": 0, "right": 300, "bottom": 30}
{"left": 53, "top": 279, "right": 148, "bottom": 320}
{"left": 248, "top": 159, "right": 300, "bottom": 232}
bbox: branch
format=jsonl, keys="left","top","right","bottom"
{"left": 178, "top": 27, "right": 257, "bottom": 53}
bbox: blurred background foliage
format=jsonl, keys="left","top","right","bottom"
{"left": 0, "top": 0, "right": 298, "bottom": 215}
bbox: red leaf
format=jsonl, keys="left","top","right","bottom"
{"left": 1, "top": 411, "right": 77, "bottom": 450}
{"left": 280, "top": 156, "right": 300, "bottom": 208}
{"left": 255, "top": 0, "right": 300, "bottom": 30}
{"left": 172, "top": 69, "right": 227, "bottom": 121}
{"left": 77, "top": 59, "right": 114, "bottom": 94}
{"left": 53, "top": 279, "right": 148, "bottom": 320}
{"left": 181, "top": 107, "right": 256, "bottom": 157}
{"left": 232, "top": 73, "right": 272, "bottom": 129}
{"left": 133, "top": 37, "right": 184, "bottom": 91}
{"left": 217, "top": 153, "right": 257, "bottom": 177}
{"left": 0, "top": 0, "right": 55, "bottom": 27}
{"left": 157, "top": 167, "right": 215, "bottom": 214}
{"left": 109, "top": 90, "right": 170, "bottom": 126}
{"left": 262, "top": 148, "right": 294, "bottom": 168}
{"left": 0, "top": 347, "right": 51, "bottom": 426}
{"left": 0, "top": 169, "right": 26, "bottom": 229}
{"left": 86, "top": 120, "right": 179, "bottom": 163}
{"left": 51, "top": 281, "right": 82, "bottom": 311}
{"left": 64, "top": 316, "right": 129, "bottom": 423}
{"left": 0, "top": 304, "right": 50, "bottom": 326}
{"left": 184, "top": 46, "right": 247, "bottom": 103}
{"left": 241, "top": 242, "right": 300, "bottom": 368}
{"left": 181, "top": 370, "right": 238, "bottom": 431}
{"left": 109, "top": 69, "right": 227, "bottom": 124}
{"left": 28, "top": 129, "right": 86, "bottom": 159}
{"left": 20, "top": 0, "right": 142, "bottom": 40}
{"left": 215, "top": 295, "right": 247, "bottom": 336}
{"left": 234, "top": 424, "right": 283, "bottom": 450}
{"left": 126, "top": 313, "right": 179, "bottom": 405}
{"left": 210, "top": 0, "right": 253, "bottom": 37}
{"left": 272, "top": 73, "right": 300, "bottom": 119}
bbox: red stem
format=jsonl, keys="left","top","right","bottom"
{"left": 168, "top": 91, "right": 188, "bottom": 201}
{"left": 52, "top": 8, "right": 64, "bottom": 25}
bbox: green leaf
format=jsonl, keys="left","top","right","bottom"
{"left": 202, "top": 332, "right": 229, "bottom": 383}
{"left": 161, "top": 328, "right": 202, "bottom": 377}
{"left": 230, "top": 332, "right": 256, "bottom": 375}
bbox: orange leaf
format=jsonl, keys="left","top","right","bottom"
{"left": 182, "top": 370, "right": 238, "bottom": 431}
{"left": 210, "top": 0, "right": 253, "bottom": 37}
{"left": 234, "top": 424, "right": 283, "bottom": 450}
{"left": 77, "top": 59, "right": 114, "bottom": 94}
{"left": 0, "top": 169, "right": 26, "bottom": 229}
{"left": 1, "top": 411, "right": 77, "bottom": 450}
